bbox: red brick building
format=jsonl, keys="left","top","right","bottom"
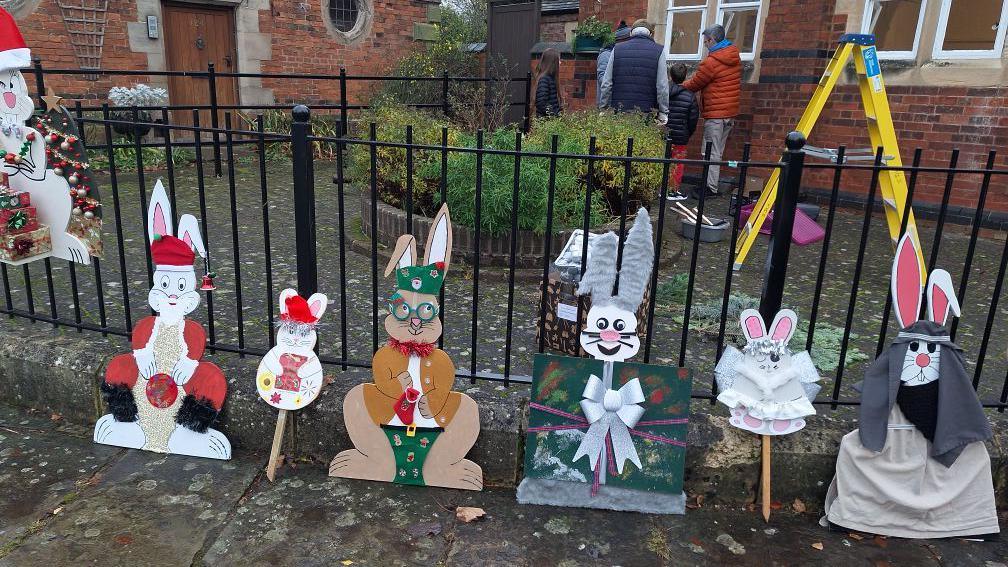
{"left": 538, "top": 0, "right": 1008, "bottom": 217}
{"left": 2, "top": 0, "right": 439, "bottom": 108}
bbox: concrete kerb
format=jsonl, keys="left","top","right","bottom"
{"left": 0, "top": 315, "right": 1005, "bottom": 509}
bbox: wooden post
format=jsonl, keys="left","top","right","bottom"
{"left": 761, "top": 434, "right": 771, "bottom": 522}
{"left": 266, "top": 409, "right": 287, "bottom": 482}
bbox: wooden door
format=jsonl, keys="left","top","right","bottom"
{"left": 487, "top": 1, "right": 540, "bottom": 125}
{"left": 162, "top": 2, "right": 238, "bottom": 128}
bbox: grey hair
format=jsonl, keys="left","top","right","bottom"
{"left": 576, "top": 208, "right": 655, "bottom": 312}
{"left": 702, "top": 24, "right": 726, "bottom": 42}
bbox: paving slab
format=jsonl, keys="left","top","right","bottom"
{"left": 0, "top": 405, "right": 120, "bottom": 549}
{"left": 1, "top": 448, "right": 260, "bottom": 566}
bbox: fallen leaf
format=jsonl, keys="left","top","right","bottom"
{"left": 770, "top": 501, "right": 783, "bottom": 510}
{"left": 685, "top": 493, "right": 704, "bottom": 509}
{"left": 792, "top": 498, "right": 806, "bottom": 514}
{"left": 50, "top": 412, "right": 63, "bottom": 422}
{"left": 340, "top": 561, "right": 354, "bottom": 566}
{"left": 848, "top": 532, "right": 864, "bottom": 541}
{"left": 324, "top": 374, "right": 336, "bottom": 386}
{"left": 811, "top": 542, "right": 824, "bottom": 551}
{"left": 52, "top": 506, "right": 63, "bottom": 515}
{"left": 114, "top": 533, "right": 134, "bottom": 545}
{"left": 873, "top": 535, "right": 889, "bottom": 548}
{"left": 406, "top": 521, "right": 442, "bottom": 538}
{"left": 455, "top": 506, "right": 486, "bottom": 523}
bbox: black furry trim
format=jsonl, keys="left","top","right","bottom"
{"left": 175, "top": 394, "right": 219, "bottom": 433}
{"left": 100, "top": 382, "right": 138, "bottom": 422}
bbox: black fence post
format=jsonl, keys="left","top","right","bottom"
{"left": 291, "top": 105, "right": 318, "bottom": 297}
{"left": 32, "top": 58, "right": 46, "bottom": 111}
{"left": 522, "top": 71, "right": 532, "bottom": 133}
{"left": 338, "top": 67, "right": 348, "bottom": 139}
{"left": 759, "top": 132, "right": 806, "bottom": 321}
{"left": 442, "top": 70, "right": 450, "bottom": 116}
{"left": 208, "top": 62, "right": 222, "bottom": 177}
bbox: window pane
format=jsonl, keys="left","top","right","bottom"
{"left": 872, "top": 0, "right": 924, "bottom": 52}
{"left": 723, "top": 7, "right": 759, "bottom": 53}
{"left": 670, "top": 0, "right": 707, "bottom": 6}
{"left": 942, "top": 0, "right": 1004, "bottom": 51}
{"left": 668, "top": 10, "right": 704, "bottom": 55}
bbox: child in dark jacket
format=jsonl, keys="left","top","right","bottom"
{"left": 665, "top": 63, "right": 699, "bottom": 201}
{"left": 533, "top": 48, "right": 562, "bottom": 118}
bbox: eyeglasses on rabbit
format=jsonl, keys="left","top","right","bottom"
{"left": 387, "top": 294, "right": 440, "bottom": 322}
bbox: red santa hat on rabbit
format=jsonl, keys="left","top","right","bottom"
{"left": 0, "top": 8, "right": 31, "bottom": 70}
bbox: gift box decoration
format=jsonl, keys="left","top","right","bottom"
{"left": 0, "top": 190, "right": 30, "bottom": 210}
{"left": 0, "top": 224, "right": 52, "bottom": 263}
{"left": 523, "top": 353, "right": 690, "bottom": 498}
{"left": 0, "top": 206, "right": 39, "bottom": 235}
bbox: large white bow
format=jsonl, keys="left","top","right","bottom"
{"left": 572, "top": 375, "right": 645, "bottom": 474}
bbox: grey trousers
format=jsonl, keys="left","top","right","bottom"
{"left": 702, "top": 118, "right": 734, "bottom": 193}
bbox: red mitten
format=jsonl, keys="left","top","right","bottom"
{"left": 394, "top": 387, "right": 421, "bottom": 425}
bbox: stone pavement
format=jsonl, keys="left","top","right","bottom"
{"left": 1, "top": 404, "right": 1005, "bottom": 566}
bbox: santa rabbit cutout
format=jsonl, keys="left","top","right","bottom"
{"left": 0, "top": 7, "right": 92, "bottom": 264}
{"left": 94, "top": 180, "right": 230, "bottom": 460}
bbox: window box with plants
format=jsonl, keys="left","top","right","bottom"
{"left": 571, "top": 16, "right": 614, "bottom": 53}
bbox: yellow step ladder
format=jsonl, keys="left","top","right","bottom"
{"left": 733, "top": 34, "right": 926, "bottom": 275}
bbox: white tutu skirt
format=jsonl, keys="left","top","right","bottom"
{"left": 822, "top": 407, "right": 999, "bottom": 538}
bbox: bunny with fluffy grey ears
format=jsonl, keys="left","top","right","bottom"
{"left": 576, "top": 207, "right": 654, "bottom": 362}
{"left": 715, "top": 309, "right": 821, "bottom": 435}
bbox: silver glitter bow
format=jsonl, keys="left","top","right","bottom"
{"left": 572, "top": 375, "right": 645, "bottom": 474}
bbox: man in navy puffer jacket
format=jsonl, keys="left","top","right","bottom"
{"left": 598, "top": 19, "right": 669, "bottom": 125}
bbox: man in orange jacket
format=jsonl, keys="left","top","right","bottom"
{"left": 684, "top": 24, "right": 741, "bottom": 197}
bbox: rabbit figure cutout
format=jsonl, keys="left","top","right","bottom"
{"left": 0, "top": 8, "right": 91, "bottom": 264}
{"left": 94, "top": 180, "right": 230, "bottom": 460}
{"left": 330, "top": 204, "right": 483, "bottom": 490}
{"left": 822, "top": 233, "right": 998, "bottom": 538}
{"left": 257, "top": 289, "right": 327, "bottom": 410}
{"left": 715, "top": 309, "right": 821, "bottom": 435}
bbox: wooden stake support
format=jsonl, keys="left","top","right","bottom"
{"left": 761, "top": 434, "right": 771, "bottom": 522}
{"left": 266, "top": 409, "right": 287, "bottom": 482}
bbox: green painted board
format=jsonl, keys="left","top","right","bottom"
{"left": 523, "top": 353, "right": 690, "bottom": 495}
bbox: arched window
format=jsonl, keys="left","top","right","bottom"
{"left": 328, "top": 0, "right": 359, "bottom": 33}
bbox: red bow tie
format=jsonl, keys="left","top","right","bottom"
{"left": 388, "top": 338, "right": 435, "bottom": 358}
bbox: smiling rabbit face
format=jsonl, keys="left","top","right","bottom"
{"left": 580, "top": 303, "right": 640, "bottom": 362}
{"left": 277, "top": 288, "right": 327, "bottom": 354}
{"left": 0, "top": 69, "right": 32, "bottom": 126}
{"left": 145, "top": 180, "right": 207, "bottom": 325}
{"left": 382, "top": 204, "right": 452, "bottom": 347}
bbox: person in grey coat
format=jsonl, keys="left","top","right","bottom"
{"left": 595, "top": 21, "right": 629, "bottom": 108}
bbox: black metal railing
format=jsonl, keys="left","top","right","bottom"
{"left": 2, "top": 99, "right": 1008, "bottom": 412}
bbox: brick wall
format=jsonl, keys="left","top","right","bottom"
{"left": 540, "top": 12, "right": 576, "bottom": 43}
{"left": 13, "top": 0, "right": 431, "bottom": 105}
{"left": 16, "top": 0, "right": 150, "bottom": 100}
{"left": 578, "top": 0, "right": 647, "bottom": 28}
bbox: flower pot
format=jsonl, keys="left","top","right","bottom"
{"left": 110, "top": 110, "right": 153, "bottom": 138}
{"left": 573, "top": 36, "right": 602, "bottom": 52}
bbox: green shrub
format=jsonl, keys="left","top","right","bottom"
{"left": 347, "top": 101, "right": 461, "bottom": 218}
{"left": 259, "top": 110, "right": 343, "bottom": 160}
{"left": 434, "top": 128, "right": 606, "bottom": 235}
{"left": 527, "top": 111, "right": 666, "bottom": 216}
{"left": 655, "top": 272, "right": 689, "bottom": 305}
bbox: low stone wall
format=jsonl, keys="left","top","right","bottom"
{"left": 0, "top": 315, "right": 1005, "bottom": 510}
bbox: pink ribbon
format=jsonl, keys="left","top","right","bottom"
{"left": 527, "top": 402, "right": 688, "bottom": 496}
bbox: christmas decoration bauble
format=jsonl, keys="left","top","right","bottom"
{"left": 76, "top": 188, "right": 87, "bottom": 197}
{"left": 84, "top": 211, "right": 95, "bottom": 218}
{"left": 68, "top": 174, "right": 79, "bottom": 185}
{"left": 72, "top": 207, "right": 82, "bottom": 215}
{"left": 53, "top": 167, "right": 63, "bottom": 176}
{"left": 60, "top": 141, "right": 70, "bottom": 151}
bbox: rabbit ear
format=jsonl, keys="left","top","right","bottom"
{"left": 148, "top": 179, "right": 173, "bottom": 244}
{"left": 423, "top": 203, "right": 453, "bottom": 275}
{"left": 769, "top": 309, "right": 798, "bottom": 345}
{"left": 176, "top": 214, "right": 206, "bottom": 259}
{"left": 614, "top": 208, "right": 654, "bottom": 312}
{"left": 891, "top": 232, "right": 924, "bottom": 329}
{"left": 278, "top": 288, "right": 298, "bottom": 315}
{"left": 576, "top": 232, "right": 618, "bottom": 299}
{"left": 307, "top": 293, "right": 328, "bottom": 320}
{"left": 927, "top": 269, "right": 960, "bottom": 326}
{"left": 739, "top": 309, "right": 767, "bottom": 343}
{"left": 384, "top": 235, "right": 417, "bottom": 277}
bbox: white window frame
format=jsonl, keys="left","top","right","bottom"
{"left": 860, "top": 0, "right": 928, "bottom": 60}
{"left": 932, "top": 0, "right": 1008, "bottom": 59}
{"left": 716, "top": 0, "right": 763, "bottom": 61}
{"left": 664, "top": 1, "right": 708, "bottom": 60}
